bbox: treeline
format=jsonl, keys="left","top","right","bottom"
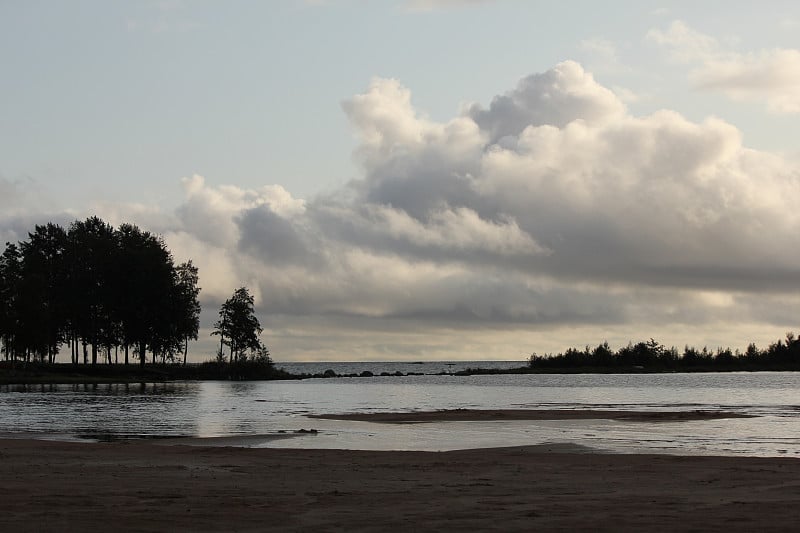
{"left": 0, "top": 217, "right": 201, "bottom": 366}
{"left": 528, "top": 335, "right": 800, "bottom": 371}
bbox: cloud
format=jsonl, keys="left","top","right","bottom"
{"left": 610, "top": 85, "right": 643, "bottom": 103}
{"left": 5, "top": 62, "right": 800, "bottom": 360}
{"left": 648, "top": 20, "right": 800, "bottom": 113}
{"left": 215, "top": 64, "right": 800, "bottom": 322}
{"left": 0, "top": 176, "right": 73, "bottom": 243}
{"left": 312, "top": 203, "right": 549, "bottom": 265}
{"left": 265, "top": 63, "right": 800, "bottom": 355}
{"left": 647, "top": 20, "right": 719, "bottom": 62}
{"left": 467, "top": 61, "right": 626, "bottom": 143}
{"left": 695, "top": 49, "right": 800, "bottom": 113}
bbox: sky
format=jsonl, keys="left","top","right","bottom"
{"left": 3, "top": 0, "right": 800, "bottom": 362}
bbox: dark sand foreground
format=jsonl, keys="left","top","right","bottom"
{"left": 2, "top": 438, "right": 800, "bottom": 532}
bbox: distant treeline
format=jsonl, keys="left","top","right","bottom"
{"left": 0, "top": 217, "right": 201, "bottom": 366}
{"left": 527, "top": 335, "right": 800, "bottom": 371}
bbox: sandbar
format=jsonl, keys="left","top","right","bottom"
{"left": 309, "top": 408, "right": 753, "bottom": 423}
{"left": 1, "top": 437, "right": 798, "bottom": 531}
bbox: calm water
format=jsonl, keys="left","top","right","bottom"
{"left": 1, "top": 370, "right": 799, "bottom": 457}
{"left": 276, "top": 360, "right": 525, "bottom": 376}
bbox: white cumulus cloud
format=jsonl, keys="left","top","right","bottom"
{"left": 648, "top": 20, "right": 800, "bottom": 113}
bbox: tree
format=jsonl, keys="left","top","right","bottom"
{"left": 0, "top": 217, "right": 202, "bottom": 366}
{"left": 18, "top": 223, "right": 68, "bottom": 363}
{"left": 211, "top": 287, "right": 265, "bottom": 362}
{"left": 0, "top": 243, "right": 22, "bottom": 361}
{"left": 68, "top": 217, "right": 116, "bottom": 365}
{"left": 173, "top": 261, "right": 201, "bottom": 365}
{"left": 114, "top": 224, "right": 178, "bottom": 365}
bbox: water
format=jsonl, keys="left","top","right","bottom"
{"left": 276, "top": 360, "right": 524, "bottom": 376}
{"left": 1, "top": 370, "right": 799, "bottom": 457}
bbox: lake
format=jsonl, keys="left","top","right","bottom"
{"left": 1, "top": 368, "right": 799, "bottom": 457}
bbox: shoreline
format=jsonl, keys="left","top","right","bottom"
{"left": 1, "top": 438, "right": 799, "bottom": 531}
{"left": 4, "top": 363, "right": 800, "bottom": 385}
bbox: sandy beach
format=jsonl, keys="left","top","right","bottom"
{"left": 2, "top": 433, "right": 800, "bottom": 531}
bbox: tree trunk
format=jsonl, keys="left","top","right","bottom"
{"left": 183, "top": 338, "right": 188, "bottom": 366}
{"left": 124, "top": 344, "right": 129, "bottom": 366}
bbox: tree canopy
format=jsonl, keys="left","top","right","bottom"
{"left": 0, "top": 217, "right": 201, "bottom": 365}
{"left": 212, "top": 287, "right": 269, "bottom": 363}
{"left": 527, "top": 335, "right": 800, "bottom": 371}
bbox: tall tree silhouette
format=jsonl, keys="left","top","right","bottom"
{"left": 212, "top": 287, "right": 264, "bottom": 362}
{"left": 173, "top": 261, "right": 201, "bottom": 365}
{"left": 69, "top": 217, "right": 116, "bottom": 365}
{"left": 0, "top": 243, "right": 22, "bottom": 361}
{"left": 114, "top": 224, "right": 179, "bottom": 365}
{"left": 115, "top": 224, "right": 157, "bottom": 365}
{"left": 19, "top": 224, "right": 68, "bottom": 362}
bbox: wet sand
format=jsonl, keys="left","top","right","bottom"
{"left": 310, "top": 408, "right": 753, "bottom": 423}
{"left": 2, "top": 437, "right": 799, "bottom": 531}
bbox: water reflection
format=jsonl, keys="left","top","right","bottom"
{"left": 1, "top": 373, "right": 800, "bottom": 456}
